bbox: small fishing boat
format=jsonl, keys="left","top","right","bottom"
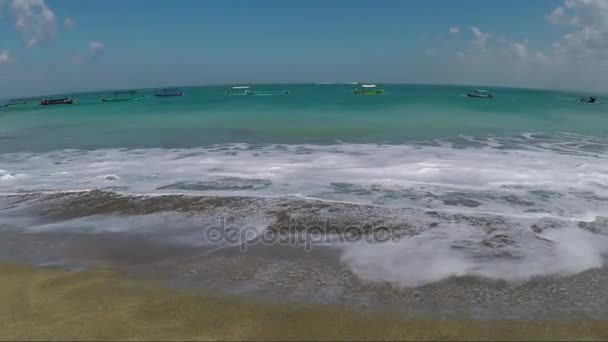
{"left": 154, "top": 88, "right": 184, "bottom": 97}
{"left": 467, "top": 89, "right": 493, "bottom": 99}
{"left": 225, "top": 86, "right": 289, "bottom": 96}
{"left": 40, "top": 97, "right": 74, "bottom": 105}
{"left": 579, "top": 96, "right": 597, "bottom": 103}
{"left": 101, "top": 91, "right": 145, "bottom": 102}
{"left": 353, "top": 84, "right": 384, "bottom": 95}
{"left": 225, "top": 86, "right": 253, "bottom": 96}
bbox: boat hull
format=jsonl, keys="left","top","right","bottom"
{"left": 353, "top": 89, "right": 384, "bottom": 95}
{"left": 40, "top": 99, "right": 74, "bottom": 105}
{"left": 467, "top": 94, "right": 492, "bottom": 99}
{"left": 225, "top": 91, "right": 252, "bottom": 96}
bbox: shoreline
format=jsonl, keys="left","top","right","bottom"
{"left": 2, "top": 262, "right": 608, "bottom": 341}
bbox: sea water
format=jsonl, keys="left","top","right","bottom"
{"left": 1, "top": 84, "right": 608, "bottom": 318}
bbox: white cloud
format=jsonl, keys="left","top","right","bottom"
{"left": 64, "top": 17, "right": 74, "bottom": 28}
{"left": 9, "top": 0, "right": 57, "bottom": 47}
{"left": 0, "top": 50, "right": 10, "bottom": 63}
{"left": 546, "top": 0, "right": 608, "bottom": 64}
{"left": 443, "top": 1, "right": 608, "bottom": 91}
{"left": 70, "top": 41, "right": 105, "bottom": 64}
{"left": 449, "top": 27, "right": 460, "bottom": 36}
{"left": 546, "top": 6, "right": 565, "bottom": 24}
{"left": 508, "top": 42, "right": 528, "bottom": 60}
{"left": 88, "top": 41, "right": 104, "bottom": 59}
{"left": 471, "top": 26, "right": 489, "bottom": 50}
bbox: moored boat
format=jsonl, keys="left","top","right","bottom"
{"left": 154, "top": 88, "right": 184, "bottom": 97}
{"left": 467, "top": 89, "right": 493, "bottom": 99}
{"left": 225, "top": 86, "right": 253, "bottom": 96}
{"left": 579, "top": 96, "right": 597, "bottom": 103}
{"left": 353, "top": 84, "right": 384, "bottom": 95}
{"left": 224, "top": 86, "right": 289, "bottom": 96}
{"left": 40, "top": 97, "right": 74, "bottom": 105}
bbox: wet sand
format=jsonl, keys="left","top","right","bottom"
{"left": 2, "top": 262, "right": 608, "bottom": 341}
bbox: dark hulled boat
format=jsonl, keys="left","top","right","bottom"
{"left": 40, "top": 97, "right": 74, "bottom": 105}
{"left": 467, "top": 89, "right": 493, "bottom": 99}
{"left": 154, "top": 88, "right": 184, "bottom": 97}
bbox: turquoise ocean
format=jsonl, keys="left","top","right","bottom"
{"left": 2, "top": 84, "right": 608, "bottom": 319}
{"left": 2, "top": 84, "right": 608, "bottom": 152}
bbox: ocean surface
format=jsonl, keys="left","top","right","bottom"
{"left": 2, "top": 84, "right": 608, "bottom": 319}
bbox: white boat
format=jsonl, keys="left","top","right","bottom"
{"left": 353, "top": 84, "right": 384, "bottom": 95}
{"left": 225, "top": 86, "right": 289, "bottom": 96}
{"left": 225, "top": 86, "right": 252, "bottom": 96}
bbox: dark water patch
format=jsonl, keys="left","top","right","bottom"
{"left": 530, "top": 218, "right": 568, "bottom": 233}
{"left": 482, "top": 234, "right": 516, "bottom": 249}
{"left": 172, "top": 151, "right": 206, "bottom": 159}
{"left": 529, "top": 190, "right": 563, "bottom": 201}
{"left": 578, "top": 218, "right": 608, "bottom": 235}
{"left": 501, "top": 195, "right": 535, "bottom": 207}
{"left": 444, "top": 136, "right": 489, "bottom": 149}
{"left": 157, "top": 178, "right": 272, "bottom": 191}
{"left": 442, "top": 198, "right": 481, "bottom": 208}
{"left": 577, "top": 144, "right": 608, "bottom": 153}
{"left": 572, "top": 191, "right": 608, "bottom": 202}
{"left": 441, "top": 192, "right": 482, "bottom": 208}
{"left": 330, "top": 182, "right": 372, "bottom": 195}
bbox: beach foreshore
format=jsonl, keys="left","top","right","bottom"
{"left": 1, "top": 262, "right": 607, "bottom": 341}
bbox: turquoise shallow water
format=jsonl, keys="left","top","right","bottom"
{"left": 1, "top": 84, "right": 607, "bottom": 152}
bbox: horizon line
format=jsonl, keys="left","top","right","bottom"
{"left": 3, "top": 81, "right": 600, "bottom": 101}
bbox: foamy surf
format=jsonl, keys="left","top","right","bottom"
{"left": 1, "top": 142, "right": 608, "bottom": 319}
{"left": 1, "top": 133, "right": 608, "bottom": 222}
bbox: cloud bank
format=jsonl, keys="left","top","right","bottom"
{"left": 433, "top": 0, "right": 608, "bottom": 91}
{"left": 9, "top": 0, "right": 57, "bottom": 47}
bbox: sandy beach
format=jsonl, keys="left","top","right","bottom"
{"left": 1, "top": 262, "right": 608, "bottom": 341}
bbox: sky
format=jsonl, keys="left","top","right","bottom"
{"left": 2, "top": 0, "right": 608, "bottom": 97}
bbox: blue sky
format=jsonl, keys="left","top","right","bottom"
{"left": 2, "top": 0, "right": 608, "bottom": 97}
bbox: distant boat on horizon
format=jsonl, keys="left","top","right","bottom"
{"left": 578, "top": 95, "right": 597, "bottom": 103}
{"left": 40, "top": 97, "right": 74, "bottom": 105}
{"left": 154, "top": 88, "right": 184, "bottom": 97}
{"left": 353, "top": 84, "right": 384, "bottom": 95}
{"left": 467, "top": 89, "right": 493, "bottom": 99}
{"left": 225, "top": 86, "right": 252, "bottom": 96}
{"left": 225, "top": 86, "right": 289, "bottom": 96}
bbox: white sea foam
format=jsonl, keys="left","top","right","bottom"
{"left": 1, "top": 137, "right": 608, "bottom": 221}
{"left": 339, "top": 222, "right": 608, "bottom": 287}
